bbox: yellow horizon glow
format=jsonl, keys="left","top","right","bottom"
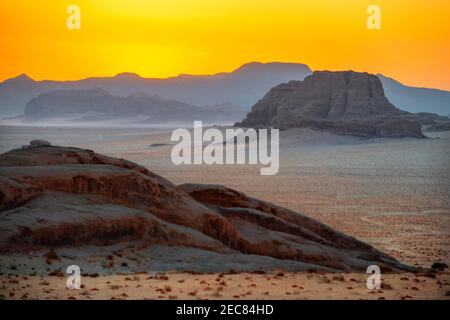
{"left": 0, "top": 0, "right": 449, "bottom": 90}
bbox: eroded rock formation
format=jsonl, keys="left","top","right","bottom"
{"left": 236, "top": 71, "right": 426, "bottom": 138}
{"left": 0, "top": 142, "right": 413, "bottom": 273}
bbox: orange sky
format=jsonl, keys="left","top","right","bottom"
{"left": 0, "top": 0, "right": 449, "bottom": 90}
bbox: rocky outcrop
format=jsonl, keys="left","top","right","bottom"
{"left": 236, "top": 71, "right": 426, "bottom": 138}
{"left": 0, "top": 142, "right": 413, "bottom": 273}
{"left": 0, "top": 177, "right": 43, "bottom": 211}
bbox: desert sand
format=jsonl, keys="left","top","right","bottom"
{"left": 2, "top": 271, "right": 449, "bottom": 300}
{"left": 0, "top": 125, "right": 449, "bottom": 299}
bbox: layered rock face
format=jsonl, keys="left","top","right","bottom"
{"left": 0, "top": 143, "right": 413, "bottom": 273}
{"left": 237, "top": 71, "right": 425, "bottom": 138}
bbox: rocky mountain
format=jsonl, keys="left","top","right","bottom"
{"left": 22, "top": 88, "right": 246, "bottom": 124}
{"left": 1, "top": 62, "right": 449, "bottom": 119}
{"left": 0, "top": 62, "right": 312, "bottom": 117}
{"left": 0, "top": 74, "right": 42, "bottom": 117}
{"left": 378, "top": 74, "right": 450, "bottom": 116}
{"left": 236, "top": 71, "right": 450, "bottom": 138}
{"left": 0, "top": 142, "right": 412, "bottom": 274}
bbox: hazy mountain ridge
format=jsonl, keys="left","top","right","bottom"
{"left": 1, "top": 62, "right": 448, "bottom": 121}
{"left": 378, "top": 74, "right": 450, "bottom": 116}
{"left": 0, "top": 62, "right": 312, "bottom": 117}
{"left": 22, "top": 87, "right": 246, "bottom": 124}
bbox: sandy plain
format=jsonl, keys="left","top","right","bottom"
{"left": 0, "top": 125, "right": 449, "bottom": 299}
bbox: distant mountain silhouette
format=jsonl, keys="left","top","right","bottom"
{"left": 0, "top": 62, "right": 312, "bottom": 117}
{"left": 377, "top": 74, "right": 450, "bottom": 116}
{"left": 1, "top": 62, "right": 448, "bottom": 118}
{"left": 22, "top": 88, "right": 246, "bottom": 124}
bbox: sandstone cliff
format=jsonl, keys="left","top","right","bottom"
{"left": 236, "top": 71, "right": 426, "bottom": 138}
{"left": 0, "top": 142, "right": 413, "bottom": 274}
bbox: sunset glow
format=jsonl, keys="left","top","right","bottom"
{"left": 1, "top": 0, "right": 449, "bottom": 89}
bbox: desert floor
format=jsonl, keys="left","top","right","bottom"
{"left": 0, "top": 125, "right": 449, "bottom": 299}
{"left": 1, "top": 271, "right": 449, "bottom": 300}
